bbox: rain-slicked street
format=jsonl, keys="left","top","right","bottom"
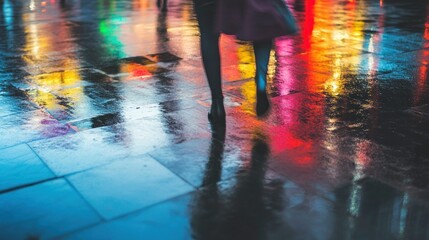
{"left": 1, "top": 0, "right": 429, "bottom": 239}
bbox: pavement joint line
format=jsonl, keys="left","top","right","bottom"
{"left": 147, "top": 141, "right": 210, "bottom": 189}
{"left": 26, "top": 143, "right": 57, "bottom": 177}
{"left": 58, "top": 152, "right": 173, "bottom": 179}
{"left": 2, "top": 147, "right": 160, "bottom": 196}
{"left": 63, "top": 177, "right": 106, "bottom": 221}
{"left": 0, "top": 141, "right": 43, "bottom": 152}
{"left": 54, "top": 190, "right": 196, "bottom": 240}
{"left": 107, "top": 190, "right": 195, "bottom": 222}
{"left": 0, "top": 176, "right": 60, "bottom": 195}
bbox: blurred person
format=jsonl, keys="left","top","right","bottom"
{"left": 193, "top": 0, "right": 298, "bottom": 124}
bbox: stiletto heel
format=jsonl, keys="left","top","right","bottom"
{"left": 208, "top": 98, "right": 226, "bottom": 124}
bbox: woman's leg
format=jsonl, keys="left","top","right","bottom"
{"left": 253, "top": 40, "right": 272, "bottom": 116}
{"left": 195, "top": 1, "right": 222, "bottom": 100}
{"left": 194, "top": 0, "right": 225, "bottom": 122}
{"left": 253, "top": 40, "right": 272, "bottom": 92}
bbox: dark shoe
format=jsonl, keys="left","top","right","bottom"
{"left": 208, "top": 98, "right": 226, "bottom": 124}
{"left": 256, "top": 90, "right": 270, "bottom": 117}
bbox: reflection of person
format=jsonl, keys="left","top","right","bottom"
{"left": 191, "top": 130, "right": 286, "bottom": 239}
{"left": 193, "top": 0, "right": 297, "bottom": 123}
{"left": 153, "top": 11, "right": 189, "bottom": 142}
{"left": 157, "top": 0, "right": 167, "bottom": 12}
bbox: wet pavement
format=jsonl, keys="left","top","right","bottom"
{"left": 1, "top": 0, "right": 429, "bottom": 239}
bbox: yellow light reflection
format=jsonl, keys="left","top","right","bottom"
{"left": 305, "top": 0, "right": 365, "bottom": 96}
{"left": 22, "top": 7, "right": 83, "bottom": 111}
{"left": 237, "top": 45, "right": 257, "bottom": 80}
{"left": 237, "top": 43, "right": 258, "bottom": 112}
{"left": 324, "top": 78, "right": 342, "bottom": 96}
{"left": 27, "top": 89, "right": 58, "bottom": 110}
{"left": 30, "top": 70, "right": 81, "bottom": 90}
{"left": 240, "top": 81, "right": 256, "bottom": 113}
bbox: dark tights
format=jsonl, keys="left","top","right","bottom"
{"left": 194, "top": 2, "right": 222, "bottom": 99}
{"left": 253, "top": 41, "right": 272, "bottom": 91}
{"left": 194, "top": 1, "right": 272, "bottom": 100}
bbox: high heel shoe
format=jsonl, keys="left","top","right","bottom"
{"left": 256, "top": 90, "right": 270, "bottom": 117}
{"left": 208, "top": 98, "right": 226, "bottom": 124}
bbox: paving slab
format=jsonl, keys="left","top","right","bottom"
{"left": 67, "top": 155, "right": 194, "bottom": 219}
{"left": 0, "top": 179, "right": 101, "bottom": 240}
{"left": 0, "top": 144, "right": 54, "bottom": 192}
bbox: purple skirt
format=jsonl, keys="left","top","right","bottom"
{"left": 216, "top": 0, "right": 298, "bottom": 41}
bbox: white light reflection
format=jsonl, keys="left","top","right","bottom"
{"left": 368, "top": 36, "right": 375, "bottom": 53}
{"left": 367, "top": 36, "right": 375, "bottom": 73}
{"left": 30, "top": 24, "right": 40, "bottom": 57}
{"left": 348, "top": 163, "right": 364, "bottom": 217}
{"left": 348, "top": 140, "right": 371, "bottom": 218}
{"left": 399, "top": 193, "right": 409, "bottom": 238}
{"left": 349, "top": 184, "right": 362, "bottom": 217}
{"left": 30, "top": 0, "right": 36, "bottom": 11}
{"left": 332, "top": 30, "right": 349, "bottom": 42}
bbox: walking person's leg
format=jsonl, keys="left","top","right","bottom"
{"left": 253, "top": 40, "right": 272, "bottom": 117}
{"left": 194, "top": 0, "right": 225, "bottom": 123}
